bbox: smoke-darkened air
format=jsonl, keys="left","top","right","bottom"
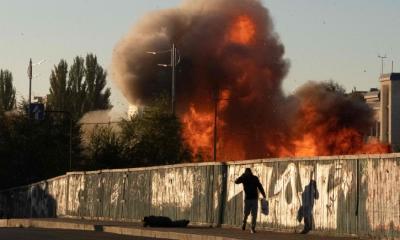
{"left": 112, "top": 0, "right": 388, "bottom": 161}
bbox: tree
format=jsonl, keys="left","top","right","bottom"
{"left": 48, "top": 60, "right": 68, "bottom": 111}
{"left": 83, "top": 94, "right": 191, "bottom": 170}
{"left": 48, "top": 54, "right": 111, "bottom": 121}
{"left": 84, "top": 54, "right": 111, "bottom": 113}
{"left": 0, "top": 109, "right": 71, "bottom": 189}
{"left": 119, "top": 94, "right": 191, "bottom": 167}
{"left": 67, "top": 56, "right": 86, "bottom": 120}
{"left": 86, "top": 125, "right": 124, "bottom": 169}
{"left": 0, "top": 70, "right": 16, "bottom": 112}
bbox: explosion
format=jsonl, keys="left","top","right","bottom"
{"left": 112, "top": 0, "right": 389, "bottom": 161}
{"left": 228, "top": 15, "right": 256, "bottom": 45}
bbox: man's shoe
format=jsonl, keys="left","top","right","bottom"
{"left": 241, "top": 223, "right": 246, "bottom": 231}
{"left": 300, "top": 228, "right": 310, "bottom": 234}
{"left": 250, "top": 228, "right": 256, "bottom": 234}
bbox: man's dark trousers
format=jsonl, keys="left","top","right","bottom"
{"left": 243, "top": 199, "right": 258, "bottom": 229}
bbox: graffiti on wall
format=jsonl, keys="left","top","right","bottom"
{"left": 48, "top": 177, "right": 67, "bottom": 216}
{"left": 1, "top": 154, "right": 400, "bottom": 238}
{"left": 226, "top": 160, "right": 355, "bottom": 229}
{"left": 151, "top": 168, "right": 195, "bottom": 209}
{"left": 67, "top": 174, "right": 85, "bottom": 214}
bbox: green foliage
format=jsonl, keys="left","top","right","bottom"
{"left": 67, "top": 56, "right": 86, "bottom": 119}
{"left": 47, "top": 54, "right": 111, "bottom": 120}
{"left": 0, "top": 111, "right": 72, "bottom": 189}
{"left": 84, "top": 94, "right": 191, "bottom": 169}
{"left": 84, "top": 54, "right": 111, "bottom": 112}
{"left": 86, "top": 125, "right": 124, "bottom": 169}
{"left": 48, "top": 60, "right": 69, "bottom": 110}
{"left": 0, "top": 56, "right": 189, "bottom": 188}
{"left": 119, "top": 94, "right": 191, "bottom": 166}
{"left": 0, "top": 69, "right": 16, "bottom": 112}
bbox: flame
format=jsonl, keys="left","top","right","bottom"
{"left": 360, "top": 138, "right": 391, "bottom": 154}
{"left": 219, "top": 139, "right": 246, "bottom": 161}
{"left": 183, "top": 15, "right": 389, "bottom": 160}
{"left": 219, "top": 89, "right": 231, "bottom": 111}
{"left": 228, "top": 15, "right": 256, "bottom": 45}
{"left": 293, "top": 134, "right": 317, "bottom": 157}
{"left": 182, "top": 105, "right": 214, "bottom": 159}
{"left": 277, "top": 103, "right": 390, "bottom": 157}
{"left": 113, "top": 0, "right": 390, "bottom": 162}
{"left": 181, "top": 91, "right": 232, "bottom": 161}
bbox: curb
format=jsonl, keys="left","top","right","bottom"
{"left": 0, "top": 219, "right": 241, "bottom": 240}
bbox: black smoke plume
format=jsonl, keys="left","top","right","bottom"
{"left": 112, "top": 0, "right": 385, "bottom": 160}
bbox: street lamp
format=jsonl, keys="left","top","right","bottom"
{"left": 146, "top": 44, "right": 180, "bottom": 114}
{"left": 378, "top": 54, "right": 387, "bottom": 75}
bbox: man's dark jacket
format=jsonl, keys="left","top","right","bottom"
{"left": 235, "top": 173, "right": 266, "bottom": 200}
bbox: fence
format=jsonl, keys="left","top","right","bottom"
{"left": 0, "top": 153, "right": 399, "bottom": 238}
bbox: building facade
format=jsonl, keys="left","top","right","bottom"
{"left": 364, "top": 73, "right": 400, "bottom": 151}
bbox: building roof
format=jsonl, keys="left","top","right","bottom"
{"left": 364, "top": 90, "right": 380, "bottom": 99}
{"left": 380, "top": 73, "right": 400, "bottom": 82}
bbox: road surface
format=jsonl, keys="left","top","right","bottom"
{"left": 0, "top": 228, "right": 167, "bottom": 240}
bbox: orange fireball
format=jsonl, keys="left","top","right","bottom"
{"left": 228, "top": 15, "right": 256, "bottom": 45}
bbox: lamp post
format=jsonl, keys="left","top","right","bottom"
{"left": 146, "top": 44, "right": 180, "bottom": 114}
{"left": 28, "top": 59, "right": 32, "bottom": 107}
{"left": 213, "top": 90, "right": 218, "bottom": 162}
{"left": 27, "top": 58, "right": 47, "bottom": 112}
{"left": 378, "top": 54, "right": 387, "bottom": 75}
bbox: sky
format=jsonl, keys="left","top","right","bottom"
{"left": 1, "top": 0, "right": 400, "bottom": 114}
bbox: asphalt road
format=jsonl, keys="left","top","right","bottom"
{"left": 0, "top": 228, "right": 167, "bottom": 240}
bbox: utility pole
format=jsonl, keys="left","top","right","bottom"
{"left": 147, "top": 44, "right": 180, "bottom": 115}
{"left": 213, "top": 88, "right": 219, "bottom": 162}
{"left": 392, "top": 60, "right": 394, "bottom": 73}
{"left": 378, "top": 54, "right": 387, "bottom": 75}
{"left": 27, "top": 58, "right": 46, "bottom": 116}
{"left": 171, "top": 44, "right": 176, "bottom": 115}
{"left": 28, "top": 59, "right": 32, "bottom": 109}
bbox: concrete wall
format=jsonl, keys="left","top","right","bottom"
{"left": 1, "top": 154, "right": 400, "bottom": 238}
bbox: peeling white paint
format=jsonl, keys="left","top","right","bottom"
{"left": 48, "top": 177, "right": 67, "bottom": 216}
{"left": 110, "top": 183, "right": 120, "bottom": 205}
{"left": 364, "top": 159, "right": 400, "bottom": 232}
{"left": 226, "top": 161, "right": 356, "bottom": 229}
{"left": 67, "top": 174, "right": 85, "bottom": 214}
{"left": 268, "top": 163, "right": 301, "bottom": 227}
{"left": 151, "top": 168, "right": 194, "bottom": 209}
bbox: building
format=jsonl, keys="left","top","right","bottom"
{"left": 364, "top": 88, "right": 380, "bottom": 139}
{"left": 380, "top": 73, "right": 400, "bottom": 150}
{"left": 364, "top": 73, "right": 400, "bottom": 151}
{"left": 33, "top": 96, "right": 47, "bottom": 104}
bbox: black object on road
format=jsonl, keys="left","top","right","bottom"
{"left": 143, "top": 216, "right": 190, "bottom": 228}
